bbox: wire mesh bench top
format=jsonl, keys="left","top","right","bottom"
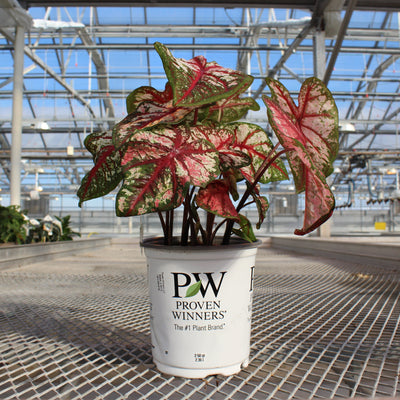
{"left": 0, "top": 240, "right": 399, "bottom": 400}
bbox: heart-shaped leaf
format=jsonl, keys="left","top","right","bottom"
{"left": 294, "top": 167, "right": 335, "bottom": 236}
{"left": 251, "top": 190, "right": 269, "bottom": 229}
{"left": 77, "top": 131, "right": 123, "bottom": 206}
{"left": 155, "top": 42, "right": 253, "bottom": 107}
{"left": 126, "top": 83, "right": 173, "bottom": 114}
{"left": 196, "top": 180, "right": 239, "bottom": 219}
{"left": 116, "top": 125, "right": 220, "bottom": 216}
{"left": 263, "top": 77, "right": 338, "bottom": 187}
{"left": 193, "top": 124, "right": 251, "bottom": 171}
{"left": 262, "top": 77, "right": 338, "bottom": 235}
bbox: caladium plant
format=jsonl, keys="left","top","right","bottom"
{"left": 78, "top": 42, "right": 338, "bottom": 246}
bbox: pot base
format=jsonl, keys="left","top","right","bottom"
{"left": 154, "top": 358, "right": 250, "bottom": 379}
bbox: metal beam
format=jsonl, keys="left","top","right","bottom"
{"left": 4, "top": 43, "right": 400, "bottom": 56}
{"left": 252, "top": 22, "right": 314, "bottom": 99}
{"left": 323, "top": 0, "right": 357, "bottom": 85}
{"left": 20, "top": 0, "right": 400, "bottom": 11}
{"left": 76, "top": 26, "right": 115, "bottom": 123}
{"left": 0, "top": 27, "right": 97, "bottom": 119}
{"left": 351, "top": 54, "right": 400, "bottom": 120}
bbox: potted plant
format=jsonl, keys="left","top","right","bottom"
{"left": 0, "top": 205, "right": 27, "bottom": 244}
{"left": 77, "top": 42, "right": 338, "bottom": 378}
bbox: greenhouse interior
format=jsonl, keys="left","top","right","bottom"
{"left": 0, "top": 1, "right": 400, "bottom": 399}
{"left": 1, "top": 0, "right": 400, "bottom": 237}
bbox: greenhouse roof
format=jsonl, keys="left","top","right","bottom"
{"left": 0, "top": 0, "right": 399, "bottom": 206}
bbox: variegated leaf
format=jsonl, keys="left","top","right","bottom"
{"left": 227, "top": 122, "right": 288, "bottom": 184}
{"left": 263, "top": 77, "right": 339, "bottom": 187}
{"left": 154, "top": 42, "right": 253, "bottom": 107}
{"left": 264, "top": 99, "right": 336, "bottom": 234}
{"left": 222, "top": 169, "right": 240, "bottom": 201}
{"left": 262, "top": 77, "right": 338, "bottom": 235}
{"left": 125, "top": 82, "right": 173, "bottom": 114}
{"left": 116, "top": 125, "right": 220, "bottom": 216}
{"left": 77, "top": 131, "right": 123, "bottom": 206}
{"left": 114, "top": 84, "right": 193, "bottom": 148}
{"left": 294, "top": 167, "right": 335, "bottom": 236}
{"left": 196, "top": 180, "right": 239, "bottom": 219}
{"left": 193, "top": 124, "right": 251, "bottom": 171}
{"left": 251, "top": 191, "right": 269, "bottom": 229}
{"left": 202, "top": 96, "right": 260, "bottom": 124}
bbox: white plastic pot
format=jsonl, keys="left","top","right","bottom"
{"left": 142, "top": 238, "right": 260, "bottom": 379}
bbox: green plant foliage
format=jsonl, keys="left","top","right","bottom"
{"left": 54, "top": 215, "right": 81, "bottom": 241}
{"left": 0, "top": 205, "right": 27, "bottom": 244}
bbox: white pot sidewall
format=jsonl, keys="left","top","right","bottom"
{"left": 144, "top": 242, "right": 258, "bottom": 377}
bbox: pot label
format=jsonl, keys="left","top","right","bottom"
{"left": 172, "top": 300, "right": 227, "bottom": 322}
{"left": 172, "top": 271, "right": 227, "bottom": 298}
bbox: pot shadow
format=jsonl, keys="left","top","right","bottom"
{"left": 0, "top": 292, "right": 160, "bottom": 398}
{"left": 0, "top": 272, "right": 161, "bottom": 396}
{"left": 0, "top": 298, "right": 153, "bottom": 364}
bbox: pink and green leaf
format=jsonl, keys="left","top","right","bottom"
{"left": 251, "top": 191, "right": 269, "bottom": 229}
{"left": 114, "top": 84, "right": 193, "bottom": 148}
{"left": 222, "top": 169, "right": 240, "bottom": 201}
{"left": 227, "top": 122, "right": 288, "bottom": 184}
{"left": 126, "top": 82, "right": 173, "bottom": 114}
{"left": 193, "top": 124, "right": 251, "bottom": 171}
{"left": 154, "top": 42, "right": 253, "bottom": 108}
{"left": 202, "top": 96, "right": 260, "bottom": 124}
{"left": 116, "top": 125, "right": 220, "bottom": 216}
{"left": 77, "top": 131, "right": 123, "bottom": 206}
{"left": 294, "top": 168, "right": 335, "bottom": 236}
{"left": 262, "top": 77, "right": 338, "bottom": 234}
{"left": 263, "top": 77, "right": 339, "bottom": 185}
{"left": 196, "top": 180, "right": 239, "bottom": 219}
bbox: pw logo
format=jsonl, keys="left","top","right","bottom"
{"left": 172, "top": 272, "right": 227, "bottom": 298}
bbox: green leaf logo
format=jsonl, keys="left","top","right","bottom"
{"left": 185, "top": 280, "right": 202, "bottom": 298}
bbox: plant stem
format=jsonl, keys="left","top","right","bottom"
{"left": 191, "top": 205, "right": 206, "bottom": 245}
{"left": 181, "top": 188, "right": 194, "bottom": 246}
{"left": 165, "top": 211, "right": 170, "bottom": 245}
{"left": 222, "top": 144, "right": 286, "bottom": 244}
{"left": 211, "top": 218, "right": 228, "bottom": 244}
{"left": 193, "top": 109, "right": 199, "bottom": 124}
{"left": 167, "top": 209, "right": 174, "bottom": 245}
{"left": 206, "top": 212, "right": 216, "bottom": 245}
{"left": 157, "top": 211, "right": 167, "bottom": 244}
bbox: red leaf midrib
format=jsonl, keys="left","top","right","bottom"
{"left": 175, "top": 58, "right": 205, "bottom": 106}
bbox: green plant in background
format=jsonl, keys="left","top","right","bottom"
{"left": 26, "top": 215, "right": 81, "bottom": 243}
{"left": 0, "top": 205, "right": 27, "bottom": 244}
{"left": 55, "top": 215, "right": 81, "bottom": 241}
{"left": 0, "top": 208, "right": 80, "bottom": 244}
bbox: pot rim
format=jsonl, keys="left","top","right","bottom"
{"left": 141, "top": 236, "right": 261, "bottom": 251}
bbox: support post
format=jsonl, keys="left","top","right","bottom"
{"left": 313, "top": 28, "right": 332, "bottom": 238}
{"left": 10, "top": 25, "right": 25, "bottom": 207}
{"left": 313, "top": 30, "right": 326, "bottom": 80}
